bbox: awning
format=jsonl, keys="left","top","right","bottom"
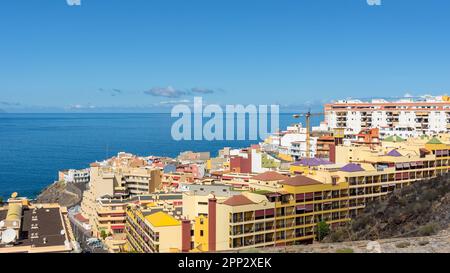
{"left": 267, "top": 193, "right": 281, "bottom": 198}
{"left": 296, "top": 205, "right": 306, "bottom": 210}
{"left": 402, "top": 163, "right": 410, "bottom": 168}
{"left": 255, "top": 210, "right": 265, "bottom": 218}
{"left": 395, "top": 163, "right": 403, "bottom": 169}
{"left": 296, "top": 193, "right": 305, "bottom": 201}
{"left": 305, "top": 193, "right": 314, "bottom": 199}
{"left": 436, "top": 150, "right": 443, "bottom": 156}
{"left": 265, "top": 209, "right": 275, "bottom": 216}
{"left": 111, "top": 225, "right": 125, "bottom": 230}
{"left": 410, "top": 162, "right": 417, "bottom": 167}
{"left": 416, "top": 161, "right": 424, "bottom": 167}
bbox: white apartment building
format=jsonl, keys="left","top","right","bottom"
{"left": 261, "top": 123, "right": 317, "bottom": 160}
{"left": 60, "top": 169, "right": 90, "bottom": 183}
{"left": 324, "top": 95, "right": 450, "bottom": 137}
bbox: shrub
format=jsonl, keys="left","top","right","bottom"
{"left": 329, "top": 229, "right": 347, "bottom": 243}
{"left": 395, "top": 242, "right": 410, "bottom": 248}
{"left": 335, "top": 248, "right": 354, "bottom": 253}
{"left": 418, "top": 223, "right": 439, "bottom": 236}
{"left": 316, "top": 221, "right": 330, "bottom": 241}
{"left": 100, "top": 229, "right": 107, "bottom": 240}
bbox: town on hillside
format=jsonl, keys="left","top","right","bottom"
{"left": 2, "top": 95, "right": 450, "bottom": 253}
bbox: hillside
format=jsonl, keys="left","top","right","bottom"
{"left": 241, "top": 228, "right": 450, "bottom": 253}
{"left": 326, "top": 174, "right": 450, "bottom": 242}
{"left": 36, "top": 181, "right": 86, "bottom": 208}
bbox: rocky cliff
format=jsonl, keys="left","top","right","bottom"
{"left": 36, "top": 181, "right": 86, "bottom": 208}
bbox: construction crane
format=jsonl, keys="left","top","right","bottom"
{"left": 292, "top": 111, "right": 324, "bottom": 159}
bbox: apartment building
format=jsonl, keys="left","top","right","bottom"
{"left": 261, "top": 124, "right": 318, "bottom": 160}
{"left": 182, "top": 184, "right": 240, "bottom": 219}
{"left": 80, "top": 160, "right": 161, "bottom": 230}
{"left": 185, "top": 174, "right": 350, "bottom": 252}
{"left": 84, "top": 193, "right": 182, "bottom": 252}
{"left": 199, "top": 137, "right": 450, "bottom": 252}
{"left": 0, "top": 194, "right": 75, "bottom": 253}
{"left": 58, "top": 168, "right": 90, "bottom": 183}
{"left": 309, "top": 135, "right": 450, "bottom": 217}
{"left": 125, "top": 205, "right": 184, "bottom": 253}
{"left": 324, "top": 95, "right": 450, "bottom": 137}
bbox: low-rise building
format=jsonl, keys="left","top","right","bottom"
{"left": 0, "top": 194, "right": 75, "bottom": 253}
{"left": 58, "top": 168, "right": 90, "bottom": 183}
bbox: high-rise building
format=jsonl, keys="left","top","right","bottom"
{"left": 324, "top": 95, "right": 450, "bottom": 137}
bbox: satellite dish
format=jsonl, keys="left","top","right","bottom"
{"left": 11, "top": 192, "right": 18, "bottom": 198}
{"left": 1, "top": 228, "right": 16, "bottom": 244}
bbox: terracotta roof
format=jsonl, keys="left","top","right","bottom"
{"left": 319, "top": 135, "right": 335, "bottom": 140}
{"left": 251, "top": 171, "right": 287, "bottom": 181}
{"left": 74, "top": 213, "right": 88, "bottom": 223}
{"left": 223, "top": 195, "right": 256, "bottom": 206}
{"left": 280, "top": 175, "right": 322, "bottom": 186}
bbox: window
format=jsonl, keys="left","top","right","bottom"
{"left": 200, "top": 230, "right": 204, "bottom": 237}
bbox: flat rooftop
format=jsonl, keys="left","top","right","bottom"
{"left": 0, "top": 207, "right": 67, "bottom": 249}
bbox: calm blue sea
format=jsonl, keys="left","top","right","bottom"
{"left": 0, "top": 113, "right": 321, "bottom": 199}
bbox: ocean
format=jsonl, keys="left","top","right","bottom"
{"left": 0, "top": 113, "right": 321, "bottom": 199}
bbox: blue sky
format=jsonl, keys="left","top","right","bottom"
{"left": 0, "top": 0, "right": 449, "bottom": 112}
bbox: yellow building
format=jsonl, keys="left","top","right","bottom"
{"left": 123, "top": 134, "right": 450, "bottom": 252}
{"left": 125, "top": 205, "right": 184, "bottom": 253}
{"left": 192, "top": 175, "right": 350, "bottom": 252}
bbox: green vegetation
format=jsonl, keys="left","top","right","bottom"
{"left": 418, "top": 223, "right": 439, "bottom": 236}
{"left": 316, "top": 221, "right": 330, "bottom": 241}
{"left": 335, "top": 248, "right": 354, "bottom": 253}
{"left": 426, "top": 137, "right": 443, "bottom": 145}
{"left": 100, "top": 229, "right": 108, "bottom": 240}
{"left": 328, "top": 229, "right": 347, "bottom": 243}
{"left": 261, "top": 154, "right": 279, "bottom": 169}
{"left": 252, "top": 190, "right": 272, "bottom": 195}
